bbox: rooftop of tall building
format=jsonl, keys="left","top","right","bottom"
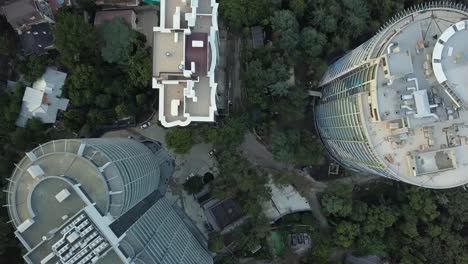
{"left": 363, "top": 8, "right": 468, "bottom": 188}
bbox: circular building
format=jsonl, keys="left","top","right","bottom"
{"left": 316, "top": 2, "right": 468, "bottom": 188}
{"left": 5, "top": 138, "right": 212, "bottom": 264}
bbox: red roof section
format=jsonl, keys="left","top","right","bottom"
{"left": 185, "top": 33, "right": 208, "bottom": 76}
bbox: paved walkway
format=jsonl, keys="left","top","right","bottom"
{"left": 239, "top": 133, "right": 285, "bottom": 170}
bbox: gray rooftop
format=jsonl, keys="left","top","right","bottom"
{"left": 363, "top": 9, "right": 468, "bottom": 188}
{"left": 1, "top": 0, "right": 47, "bottom": 30}
{"left": 6, "top": 139, "right": 211, "bottom": 264}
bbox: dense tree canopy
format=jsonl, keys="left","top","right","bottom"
{"left": 52, "top": 11, "right": 98, "bottom": 68}
{"left": 301, "top": 28, "right": 327, "bottom": 59}
{"left": 317, "top": 183, "right": 468, "bottom": 263}
{"left": 125, "top": 46, "right": 152, "bottom": 88}
{"left": 64, "top": 64, "right": 101, "bottom": 107}
{"left": 165, "top": 128, "right": 195, "bottom": 154}
{"left": 219, "top": 0, "right": 271, "bottom": 32}
{"left": 16, "top": 55, "right": 48, "bottom": 83}
{"left": 98, "top": 17, "right": 136, "bottom": 64}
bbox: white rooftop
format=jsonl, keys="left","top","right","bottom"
{"left": 263, "top": 179, "right": 310, "bottom": 222}
{"left": 152, "top": 0, "right": 219, "bottom": 127}
{"left": 16, "top": 68, "right": 69, "bottom": 127}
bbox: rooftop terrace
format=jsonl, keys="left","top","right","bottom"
{"left": 153, "top": 0, "right": 218, "bottom": 127}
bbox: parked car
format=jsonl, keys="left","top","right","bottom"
{"left": 140, "top": 121, "right": 151, "bottom": 129}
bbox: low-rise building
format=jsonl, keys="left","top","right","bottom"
{"left": 95, "top": 0, "right": 140, "bottom": 7}
{"left": 1, "top": 0, "right": 53, "bottom": 33}
{"left": 19, "top": 23, "right": 54, "bottom": 55}
{"left": 94, "top": 9, "right": 137, "bottom": 29}
{"left": 153, "top": 0, "right": 219, "bottom": 127}
{"left": 202, "top": 199, "right": 245, "bottom": 234}
{"left": 16, "top": 68, "right": 69, "bottom": 127}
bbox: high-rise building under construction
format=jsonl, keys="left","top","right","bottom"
{"left": 316, "top": 3, "right": 468, "bottom": 188}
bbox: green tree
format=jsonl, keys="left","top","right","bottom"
{"left": 269, "top": 81, "right": 290, "bottom": 97}
{"left": 213, "top": 150, "right": 271, "bottom": 205}
{"left": 165, "top": 128, "right": 195, "bottom": 154}
{"left": 208, "top": 233, "right": 224, "bottom": 252}
{"left": 64, "top": 65, "right": 101, "bottom": 107}
{"left": 16, "top": 56, "right": 48, "bottom": 83}
{"left": 321, "top": 184, "right": 354, "bottom": 218}
{"left": 219, "top": 0, "right": 271, "bottom": 32}
{"left": 244, "top": 59, "right": 269, "bottom": 108}
{"left": 98, "top": 17, "right": 136, "bottom": 64}
{"left": 334, "top": 221, "right": 360, "bottom": 248}
{"left": 135, "top": 94, "right": 147, "bottom": 106}
{"left": 294, "top": 131, "right": 326, "bottom": 166}
{"left": 356, "top": 233, "right": 388, "bottom": 256}
{"left": 218, "top": 0, "right": 247, "bottom": 31}
{"left": 340, "top": 0, "right": 370, "bottom": 37}
{"left": 310, "top": 0, "right": 340, "bottom": 34}
{"left": 10, "top": 128, "right": 31, "bottom": 150}
{"left": 115, "top": 103, "right": 130, "bottom": 118}
{"left": 305, "top": 232, "right": 332, "bottom": 264}
{"left": 350, "top": 201, "right": 368, "bottom": 222}
{"left": 209, "top": 116, "right": 247, "bottom": 149}
{"left": 272, "top": 87, "right": 308, "bottom": 123}
{"left": 63, "top": 109, "right": 85, "bottom": 131}
{"left": 362, "top": 205, "right": 397, "bottom": 234}
{"left": 271, "top": 129, "right": 298, "bottom": 163}
{"left": 52, "top": 11, "right": 98, "bottom": 68}
{"left": 289, "top": 0, "right": 306, "bottom": 18}
{"left": 95, "top": 94, "right": 112, "bottom": 109}
{"left": 301, "top": 28, "right": 327, "bottom": 58}
{"left": 0, "top": 82, "right": 24, "bottom": 130}
{"left": 271, "top": 10, "right": 299, "bottom": 58}
{"left": 126, "top": 47, "right": 152, "bottom": 88}
{"left": 183, "top": 176, "right": 204, "bottom": 194}
{"left": 87, "top": 108, "right": 107, "bottom": 128}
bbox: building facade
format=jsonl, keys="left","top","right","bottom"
{"left": 5, "top": 138, "right": 212, "bottom": 264}
{"left": 316, "top": 2, "right": 468, "bottom": 188}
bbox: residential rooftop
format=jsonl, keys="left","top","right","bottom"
{"left": 152, "top": 0, "right": 219, "bottom": 127}
{"left": 1, "top": 0, "right": 52, "bottom": 32}
{"left": 16, "top": 68, "right": 69, "bottom": 127}
{"left": 19, "top": 22, "right": 54, "bottom": 55}
{"left": 94, "top": 9, "right": 136, "bottom": 29}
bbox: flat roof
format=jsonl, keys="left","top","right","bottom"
{"left": 1, "top": 0, "right": 44, "bottom": 30}
{"left": 362, "top": 10, "right": 468, "bottom": 188}
{"left": 5, "top": 140, "right": 129, "bottom": 263}
{"left": 436, "top": 21, "right": 468, "bottom": 103}
{"left": 153, "top": 0, "right": 218, "bottom": 127}
{"left": 153, "top": 31, "right": 185, "bottom": 77}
